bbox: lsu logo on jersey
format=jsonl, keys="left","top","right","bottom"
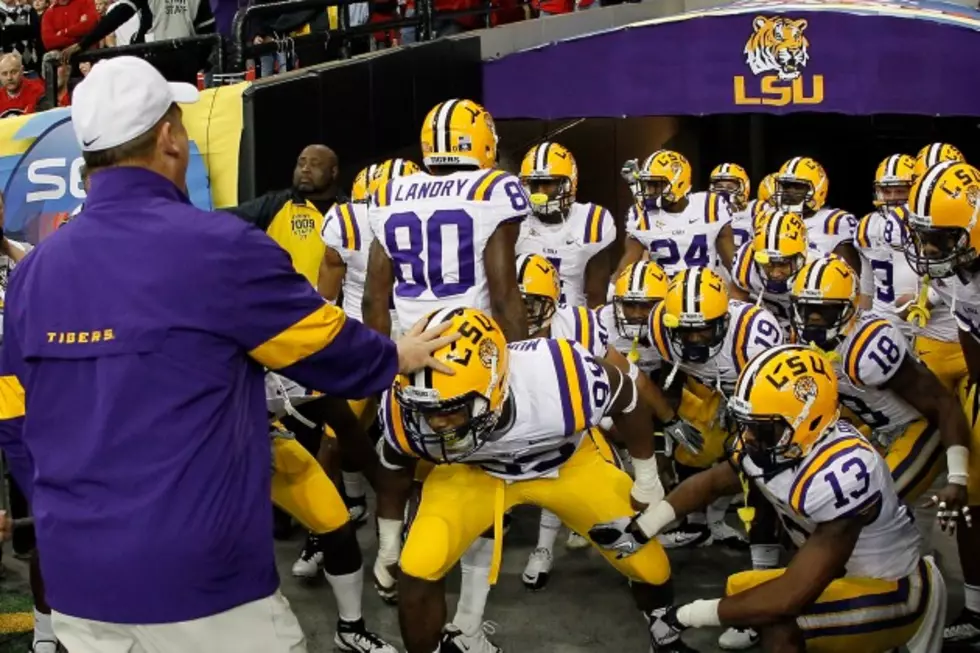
{"left": 734, "top": 16, "right": 824, "bottom": 108}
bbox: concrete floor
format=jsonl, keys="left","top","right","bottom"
{"left": 276, "top": 501, "right": 964, "bottom": 652}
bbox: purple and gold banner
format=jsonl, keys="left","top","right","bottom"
{"left": 484, "top": 1, "right": 980, "bottom": 118}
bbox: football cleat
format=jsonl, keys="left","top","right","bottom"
{"left": 334, "top": 618, "right": 398, "bottom": 653}
{"left": 521, "top": 547, "right": 553, "bottom": 591}
{"left": 346, "top": 495, "right": 369, "bottom": 527}
{"left": 291, "top": 533, "right": 324, "bottom": 579}
{"left": 30, "top": 642, "right": 58, "bottom": 653}
{"left": 372, "top": 558, "right": 398, "bottom": 605}
{"left": 439, "top": 622, "right": 502, "bottom": 653}
{"left": 944, "top": 609, "right": 980, "bottom": 645}
{"left": 718, "top": 627, "right": 759, "bottom": 650}
{"left": 709, "top": 522, "right": 749, "bottom": 550}
{"left": 565, "top": 531, "right": 590, "bottom": 550}
{"left": 656, "top": 522, "right": 713, "bottom": 549}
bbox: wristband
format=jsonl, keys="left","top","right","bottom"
{"left": 377, "top": 517, "right": 403, "bottom": 565}
{"left": 946, "top": 444, "right": 970, "bottom": 486}
{"left": 630, "top": 455, "right": 665, "bottom": 506}
{"left": 634, "top": 498, "right": 676, "bottom": 539}
{"left": 607, "top": 281, "right": 616, "bottom": 303}
{"left": 676, "top": 599, "right": 722, "bottom": 628}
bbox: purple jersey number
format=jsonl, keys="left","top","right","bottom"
{"left": 385, "top": 210, "right": 476, "bottom": 298}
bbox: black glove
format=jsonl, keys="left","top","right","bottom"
{"left": 588, "top": 514, "right": 650, "bottom": 558}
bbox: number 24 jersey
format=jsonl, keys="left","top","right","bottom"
{"left": 381, "top": 338, "right": 614, "bottom": 481}
{"left": 369, "top": 168, "right": 530, "bottom": 327}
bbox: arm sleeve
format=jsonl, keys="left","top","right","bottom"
{"left": 225, "top": 191, "right": 284, "bottom": 231}
{"left": 859, "top": 254, "right": 874, "bottom": 297}
{"left": 77, "top": 0, "right": 139, "bottom": 49}
{"left": 220, "top": 224, "right": 399, "bottom": 399}
{"left": 0, "top": 287, "right": 33, "bottom": 503}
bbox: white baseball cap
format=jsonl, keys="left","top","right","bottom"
{"left": 71, "top": 56, "right": 200, "bottom": 153}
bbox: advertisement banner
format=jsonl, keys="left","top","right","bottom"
{"left": 0, "top": 81, "right": 248, "bottom": 243}
{"left": 483, "top": 1, "right": 980, "bottom": 119}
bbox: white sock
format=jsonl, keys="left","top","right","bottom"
{"left": 453, "top": 537, "right": 494, "bottom": 637}
{"left": 706, "top": 495, "right": 732, "bottom": 526}
{"left": 535, "top": 510, "right": 561, "bottom": 553}
{"left": 965, "top": 583, "right": 980, "bottom": 614}
{"left": 34, "top": 609, "right": 55, "bottom": 644}
{"left": 750, "top": 544, "right": 781, "bottom": 570}
{"left": 687, "top": 510, "right": 707, "bottom": 526}
{"left": 325, "top": 567, "right": 364, "bottom": 623}
{"left": 342, "top": 472, "right": 366, "bottom": 500}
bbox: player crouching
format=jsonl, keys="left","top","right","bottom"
{"left": 591, "top": 344, "right": 946, "bottom": 653}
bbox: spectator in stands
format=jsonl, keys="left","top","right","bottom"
{"left": 0, "top": 52, "right": 44, "bottom": 116}
{"left": 31, "top": 0, "right": 47, "bottom": 15}
{"left": 0, "top": 0, "right": 41, "bottom": 73}
{"left": 40, "top": 0, "right": 97, "bottom": 51}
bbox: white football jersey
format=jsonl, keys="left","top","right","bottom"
{"left": 854, "top": 209, "right": 918, "bottom": 318}
{"left": 832, "top": 313, "right": 921, "bottom": 436}
{"left": 742, "top": 420, "right": 920, "bottom": 581}
{"left": 516, "top": 201, "right": 615, "bottom": 306}
{"left": 0, "top": 239, "right": 32, "bottom": 337}
{"left": 929, "top": 272, "right": 980, "bottom": 343}
{"left": 626, "top": 191, "right": 732, "bottom": 277}
{"left": 381, "top": 338, "right": 614, "bottom": 481}
{"left": 650, "top": 300, "right": 784, "bottom": 396}
{"left": 805, "top": 207, "right": 857, "bottom": 255}
{"left": 731, "top": 243, "right": 822, "bottom": 329}
{"left": 369, "top": 168, "right": 529, "bottom": 327}
{"left": 730, "top": 205, "right": 755, "bottom": 250}
{"left": 320, "top": 201, "right": 370, "bottom": 322}
{"left": 549, "top": 304, "right": 608, "bottom": 358}
{"left": 597, "top": 304, "right": 663, "bottom": 375}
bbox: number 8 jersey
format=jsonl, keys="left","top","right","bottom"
{"left": 369, "top": 168, "right": 530, "bottom": 327}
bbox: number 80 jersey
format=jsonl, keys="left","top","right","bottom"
{"left": 369, "top": 168, "right": 530, "bottom": 327}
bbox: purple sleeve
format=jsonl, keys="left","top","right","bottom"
{"left": 0, "top": 298, "right": 33, "bottom": 502}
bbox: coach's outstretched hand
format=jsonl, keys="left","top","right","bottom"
{"left": 396, "top": 318, "right": 461, "bottom": 375}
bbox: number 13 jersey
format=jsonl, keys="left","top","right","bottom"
{"left": 369, "top": 168, "right": 530, "bottom": 327}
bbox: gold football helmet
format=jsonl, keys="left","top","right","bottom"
{"left": 912, "top": 142, "right": 965, "bottom": 182}
{"left": 658, "top": 267, "right": 730, "bottom": 363}
{"left": 874, "top": 154, "right": 915, "bottom": 208}
{"left": 516, "top": 253, "right": 561, "bottom": 335}
{"left": 729, "top": 344, "right": 840, "bottom": 475}
{"left": 371, "top": 158, "right": 421, "bottom": 195}
{"left": 789, "top": 256, "right": 859, "bottom": 351}
{"left": 395, "top": 307, "right": 509, "bottom": 463}
{"left": 519, "top": 142, "right": 578, "bottom": 220}
{"left": 710, "top": 163, "right": 751, "bottom": 211}
{"left": 776, "top": 157, "right": 828, "bottom": 213}
{"left": 613, "top": 261, "right": 668, "bottom": 341}
{"left": 636, "top": 149, "right": 692, "bottom": 208}
{"left": 752, "top": 211, "right": 809, "bottom": 293}
{"left": 757, "top": 172, "right": 778, "bottom": 207}
{"left": 351, "top": 163, "right": 380, "bottom": 203}
{"left": 905, "top": 161, "right": 980, "bottom": 279}
{"left": 420, "top": 99, "right": 498, "bottom": 171}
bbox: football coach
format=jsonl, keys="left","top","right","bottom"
{"left": 0, "top": 56, "right": 455, "bottom": 653}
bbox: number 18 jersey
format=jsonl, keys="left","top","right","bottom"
{"left": 369, "top": 168, "right": 530, "bottom": 327}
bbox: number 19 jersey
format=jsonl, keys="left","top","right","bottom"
{"left": 369, "top": 168, "right": 530, "bottom": 327}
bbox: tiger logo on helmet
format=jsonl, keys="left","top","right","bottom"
{"left": 911, "top": 142, "right": 965, "bottom": 182}
{"left": 516, "top": 253, "right": 561, "bottom": 334}
{"left": 728, "top": 344, "right": 839, "bottom": 476}
{"left": 776, "top": 157, "right": 828, "bottom": 213}
{"left": 657, "top": 267, "right": 731, "bottom": 363}
{"left": 351, "top": 163, "right": 381, "bottom": 203}
{"left": 789, "top": 256, "right": 859, "bottom": 352}
{"left": 905, "top": 161, "right": 980, "bottom": 279}
{"left": 710, "top": 163, "right": 751, "bottom": 212}
{"left": 612, "top": 261, "right": 668, "bottom": 341}
{"left": 873, "top": 154, "right": 915, "bottom": 208}
{"left": 420, "top": 99, "right": 499, "bottom": 171}
{"left": 394, "top": 307, "right": 509, "bottom": 463}
{"left": 750, "top": 211, "right": 810, "bottom": 293}
{"left": 635, "top": 149, "right": 693, "bottom": 209}
{"left": 743, "top": 16, "right": 810, "bottom": 81}
{"left": 519, "top": 142, "right": 578, "bottom": 219}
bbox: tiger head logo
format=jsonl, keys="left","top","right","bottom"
{"left": 744, "top": 16, "right": 810, "bottom": 81}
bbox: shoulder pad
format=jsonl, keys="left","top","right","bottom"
{"left": 730, "top": 303, "right": 784, "bottom": 372}
{"left": 704, "top": 191, "right": 732, "bottom": 225}
{"left": 853, "top": 213, "right": 875, "bottom": 250}
{"left": 627, "top": 202, "right": 650, "bottom": 232}
{"left": 568, "top": 305, "right": 609, "bottom": 358}
{"left": 648, "top": 303, "right": 674, "bottom": 363}
{"left": 542, "top": 338, "right": 611, "bottom": 433}
{"left": 380, "top": 388, "right": 419, "bottom": 459}
{"left": 321, "top": 202, "right": 362, "bottom": 251}
{"left": 467, "top": 169, "right": 521, "bottom": 204}
{"left": 825, "top": 209, "right": 857, "bottom": 236}
{"left": 843, "top": 316, "right": 907, "bottom": 386}
{"left": 582, "top": 203, "right": 615, "bottom": 245}
{"left": 732, "top": 242, "right": 756, "bottom": 290}
{"left": 789, "top": 435, "right": 881, "bottom": 522}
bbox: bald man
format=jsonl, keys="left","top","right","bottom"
{"left": 0, "top": 52, "right": 45, "bottom": 117}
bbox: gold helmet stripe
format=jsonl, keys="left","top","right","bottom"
{"left": 885, "top": 155, "right": 899, "bottom": 178}
{"left": 630, "top": 261, "right": 647, "bottom": 293}
{"left": 516, "top": 253, "right": 534, "bottom": 285}
{"left": 767, "top": 211, "right": 788, "bottom": 251}
{"left": 683, "top": 268, "right": 704, "bottom": 316}
{"left": 433, "top": 99, "right": 461, "bottom": 153}
{"left": 927, "top": 143, "right": 942, "bottom": 167}
{"left": 785, "top": 156, "right": 802, "bottom": 176}
{"left": 535, "top": 142, "right": 553, "bottom": 171}
{"left": 802, "top": 255, "right": 829, "bottom": 293}
{"left": 914, "top": 160, "right": 957, "bottom": 217}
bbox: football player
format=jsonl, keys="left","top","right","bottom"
{"left": 774, "top": 157, "right": 861, "bottom": 274}
{"left": 615, "top": 150, "right": 736, "bottom": 279}
{"left": 911, "top": 141, "right": 965, "bottom": 182}
{"left": 373, "top": 308, "right": 693, "bottom": 653}
{"left": 517, "top": 142, "right": 616, "bottom": 308}
{"left": 363, "top": 98, "right": 529, "bottom": 342}
{"left": 591, "top": 344, "right": 946, "bottom": 653}
{"left": 748, "top": 172, "right": 777, "bottom": 219}
{"left": 604, "top": 260, "right": 670, "bottom": 376}
{"left": 709, "top": 163, "right": 753, "bottom": 249}
{"left": 789, "top": 256, "right": 970, "bottom": 504}
{"left": 729, "top": 211, "right": 817, "bottom": 330}
{"left": 646, "top": 268, "right": 783, "bottom": 551}
{"left": 903, "top": 160, "right": 980, "bottom": 646}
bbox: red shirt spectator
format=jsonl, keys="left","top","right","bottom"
{"left": 41, "top": 0, "right": 97, "bottom": 51}
{"left": 0, "top": 53, "right": 45, "bottom": 117}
